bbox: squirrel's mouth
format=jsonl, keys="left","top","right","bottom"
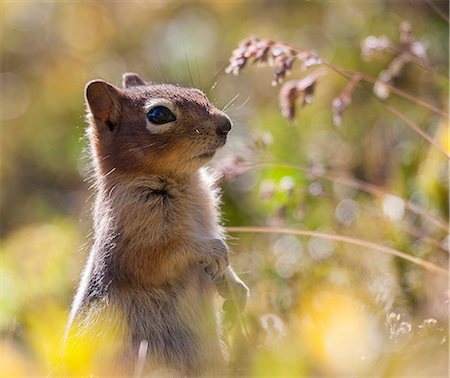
{"left": 196, "top": 137, "right": 226, "bottom": 160}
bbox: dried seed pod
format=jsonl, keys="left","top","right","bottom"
{"left": 373, "top": 51, "right": 412, "bottom": 100}
{"left": 331, "top": 73, "right": 362, "bottom": 127}
{"left": 388, "top": 52, "right": 411, "bottom": 77}
{"left": 399, "top": 21, "right": 414, "bottom": 46}
{"left": 410, "top": 41, "right": 429, "bottom": 63}
{"left": 332, "top": 97, "right": 346, "bottom": 127}
{"left": 302, "top": 53, "right": 322, "bottom": 68}
{"left": 361, "top": 35, "right": 391, "bottom": 60}
{"left": 279, "top": 81, "right": 299, "bottom": 120}
{"left": 366, "top": 21, "right": 430, "bottom": 100}
{"left": 373, "top": 77, "right": 390, "bottom": 100}
{"left": 279, "top": 69, "right": 327, "bottom": 121}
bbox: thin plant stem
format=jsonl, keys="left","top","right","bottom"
{"left": 397, "top": 218, "right": 446, "bottom": 252}
{"left": 320, "top": 48, "right": 448, "bottom": 116}
{"left": 347, "top": 70, "right": 448, "bottom": 117}
{"left": 319, "top": 59, "right": 450, "bottom": 159}
{"left": 226, "top": 226, "right": 448, "bottom": 276}
{"left": 424, "top": 0, "right": 450, "bottom": 23}
{"left": 382, "top": 101, "right": 450, "bottom": 159}
{"left": 383, "top": 47, "right": 448, "bottom": 81}
{"left": 241, "top": 161, "right": 450, "bottom": 233}
{"left": 245, "top": 38, "right": 448, "bottom": 117}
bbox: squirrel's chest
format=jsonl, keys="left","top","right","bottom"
{"left": 164, "top": 190, "right": 219, "bottom": 235}
{"left": 119, "top": 185, "right": 219, "bottom": 237}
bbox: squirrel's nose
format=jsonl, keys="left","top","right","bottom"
{"left": 216, "top": 116, "right": 232, "bottom": 136}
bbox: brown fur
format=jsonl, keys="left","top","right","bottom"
{"left": 66, "top": 73, "right": 248, "bottom": 376}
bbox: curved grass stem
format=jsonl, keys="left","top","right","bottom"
{"left": 226, "top": 226, "right": 448, "bottom": 276}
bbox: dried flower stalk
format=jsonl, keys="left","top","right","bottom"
{"left": 364, "top": 21, "right": 430, "bottom": 99}
{"left": 279, "top": 69, "right": 327, "bottom": 121}
{"left": 225, "top": 36, "right": 321, "bottom": 85}
{"left": 332, "top": 73, "right": 363, "bottom": 127}
{"left": 226, "top": 31, "right": 448, "bottom": 159}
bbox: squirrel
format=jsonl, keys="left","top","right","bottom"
{"left": 66, "top": 73, "right": 249, "bottom": 376}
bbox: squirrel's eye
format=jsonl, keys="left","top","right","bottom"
{"left": 146, "top": 106, "right": 176, "bottom": 125}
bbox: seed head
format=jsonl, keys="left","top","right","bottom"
{"left": 279, "top": 69, "right": 327, "bottom": 121}
{"left": 226, "top": 36, "right": 321, "bottom": 85}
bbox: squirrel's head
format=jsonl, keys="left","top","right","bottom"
{"left": 85, "top": 72, "right": 232, "bottom": 179}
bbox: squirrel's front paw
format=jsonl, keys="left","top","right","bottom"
{"left": 199, "top": 238, "right": 229, "bottom": 281}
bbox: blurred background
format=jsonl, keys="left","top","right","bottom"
{"left": 1, "top": 0, "right": 448, "bottom": 376}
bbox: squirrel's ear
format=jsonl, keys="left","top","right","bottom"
{"left": 85, "top": 80, "right": 123, "bottom": 132}
{"left": 122, "top": 72, "right": 146, "bottom": 88}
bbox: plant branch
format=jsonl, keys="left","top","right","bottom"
{"left": 383, "top": 47, "right": 449, "bottom": 80}
{"left": 341, "top": 68, "right": 448, "bottom": 117}
{"left": 227, "top": 37, "right": 448, "bottom": 157}
{"left": 320, "top": 59, "right": 450, "bottom": 159}
{"left": 227, "top": 37, "right": 448, "bottom": 117}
